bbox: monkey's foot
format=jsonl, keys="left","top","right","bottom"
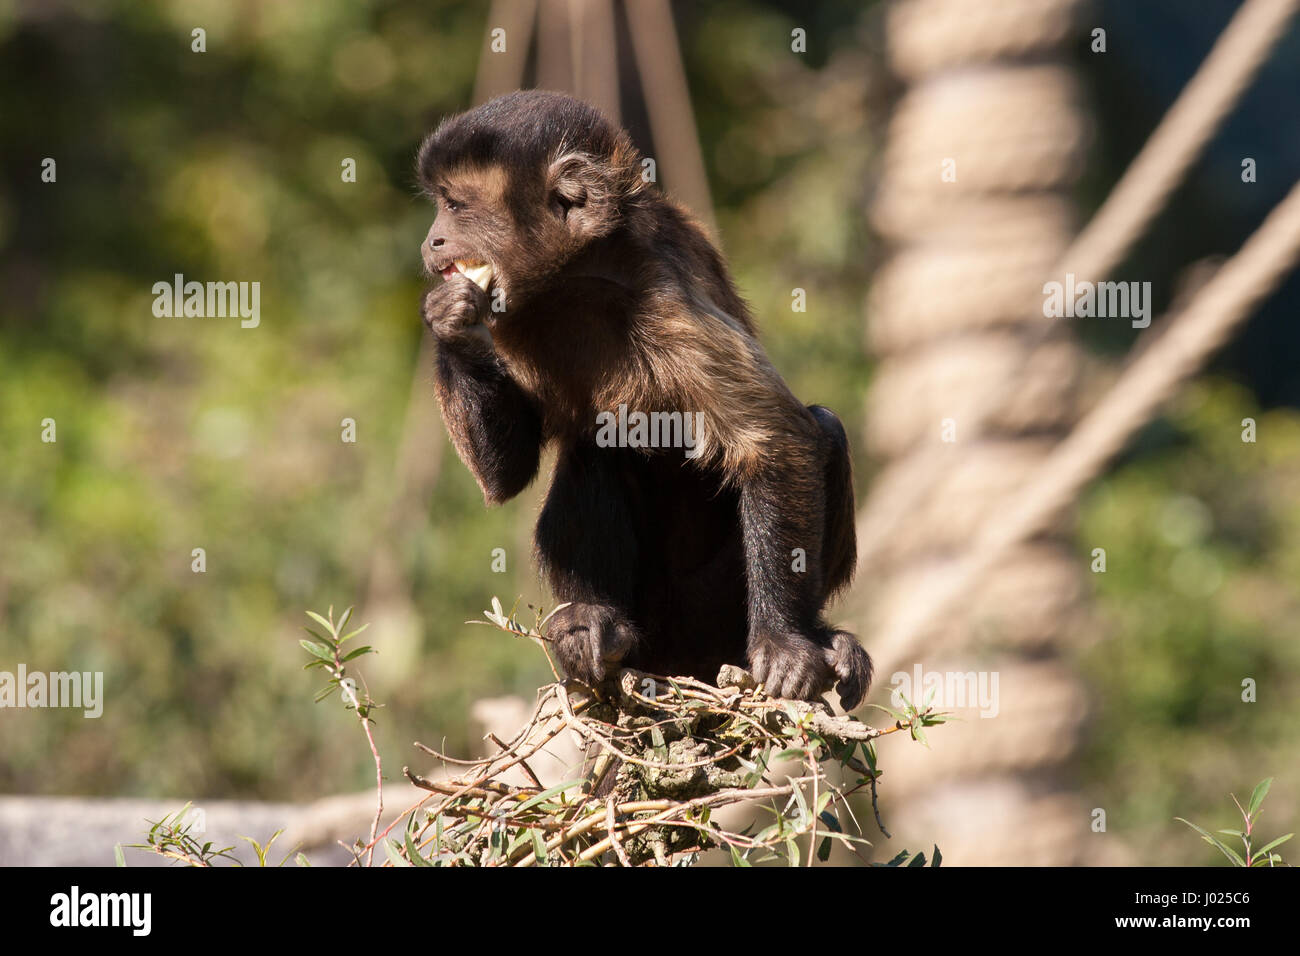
{"left": 748, "top": 631, "right": 833, "bottom": 703}
{"left": 546, "top": 602, "right": 639, "bottom": 686}
{"left": 748, "top": 629, "right": 873, "bottom": 711}
{"left": 824, "top": 630, "right": 872, "bottom": 711}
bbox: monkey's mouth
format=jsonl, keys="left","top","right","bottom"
{"left": 444, "top": 259, "right": 494, "bottom": 292}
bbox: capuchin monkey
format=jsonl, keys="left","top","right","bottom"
{"left": 417, "top": 90, "right": 872, "bottom": 710}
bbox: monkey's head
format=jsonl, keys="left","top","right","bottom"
{"left": 418, "top": 90, "right": 646, "bottom": 307}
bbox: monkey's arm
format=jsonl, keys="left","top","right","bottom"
{"left": 424, "top": 279, "right": 543, "bottom": 504}
{"left": 435, "top": 342, "right": 543, "bottom": 504}
{"left": 645, "top": 301, "right": 872, "bottom": 708}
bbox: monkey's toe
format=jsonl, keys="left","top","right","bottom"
{"left": 825, "top": 631, "right": 872, "bottom": 711}
{"left": 547, "top": 603, "right": 638, "bottom": 685}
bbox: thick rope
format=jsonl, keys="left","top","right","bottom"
{"left": 1065, "top": 0, "right": 1300, "bottom": 281}
{"left": 856, "top": 0, "right": 1300, "bottom": 567}
{"left": 873, "top": 178, "right": 1300, "bottom": 664}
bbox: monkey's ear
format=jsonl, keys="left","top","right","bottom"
{"left": 546, "top": 151, "right": 619, "bottom": 241}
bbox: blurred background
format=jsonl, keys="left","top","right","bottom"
{"left": 0, "top": 0, "right": 1297, "bottom": 865}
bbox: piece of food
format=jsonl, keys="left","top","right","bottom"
{"left": 455, "top": 260, "right": 494, "bottom": 292}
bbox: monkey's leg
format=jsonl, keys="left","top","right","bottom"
{"left": 740, "top": 416, "right": 872, "bottom": 709}
{"left": 536, "top": 446, "right": 643, "bottom": 685}
{"left": 434, "top": 340, "right": 544, "bottom": 504}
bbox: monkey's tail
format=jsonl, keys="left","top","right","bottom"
{"left": 809, "top": 404, "right": 857, "bottom": 598}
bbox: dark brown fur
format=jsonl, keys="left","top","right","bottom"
{"left": 417, "top": 90, "right": 872, "bottom": 709}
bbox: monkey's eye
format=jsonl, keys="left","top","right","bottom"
{"left": 439, "top": 188, "right": 465, "bottom": 212}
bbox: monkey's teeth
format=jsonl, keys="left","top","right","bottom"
{"left": 454, "top": 260, "right": 494, "bottom": 292}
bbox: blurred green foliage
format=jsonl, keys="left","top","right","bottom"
{"left": 1076, "top": 381, "right": 1300, "bottom": 863}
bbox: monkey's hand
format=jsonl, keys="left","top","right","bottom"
{"left": 422, "top": 276, "right": 491, "bottom": 346}
{"left": 749, "top": 629, "right": 872, "bottom": 711}
{"left": 546, "top": 602, "right": 639, "bottom": 686}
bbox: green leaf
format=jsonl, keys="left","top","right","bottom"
{"left": 859, "top": 742, "right": 878, "bottom": 772}
{"left": 1247, "top": 778, "right": 1273, "bottom": 819}
{"left": 514, "top": 780, "right": 585, "bottom": 813}
{"left": 826, "top": 832, "right": 874, "bottom": 847}
{"left": 488, "top": 826, "right": 506, "bottom": 862}
{"left": 340, "top": 624, "right": 370, "bottom": 644}
{"left": 305, "top": 610, "right": 334, "bottom": 634}
{"left": 932, "top": 845, "right": 943, "bottom": 868}
{"left": 1253, "top": 833, "right": 1293, "bottom": 858}
{"left": 114, "top": 844, "right": 126, "bottom": 867}
{"left": 531, "top": 829, "right": 547, "bottom": 865}
{"left": 1176, "top": 818, "right": 1247, "bottom": 866}
{"left": 295, "top": 853, "right": 312, "bottom": 867}
{"left": 385, "top": 838, "right": 412, "bottom": 867}
{"left": 336, "top": 606, "right": 353, "bottom": 635}
{"left": 741, "top": 749, "right": 770, "bottom": 789}
{"left": 650, "top": 727, "right": 668, "bottom": 760}
{"left": 299, "top": 639, "right": 332, "bottom": 661}
{"left": 404, "top": 824, "right": 432, "bottom": 867}
{"left": 505, "top": 830, "right": 532, "bottom": 858}
{"left": 340, "top": 645, "right": 373, "bottom": 662}
{"left": 789, "top": 779, "right": 810, "bottom": 823}
{"left": 238, "top": 835, "right": 266, "bottom": 866}
{"left": 869, "top": 704, "right": 906, "bottom": 721}
{"left": 817, "top": 836, "right": 832, "bottom": 862}
{"left": 729, "top": 845, "right": 751, "bottom": 867}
